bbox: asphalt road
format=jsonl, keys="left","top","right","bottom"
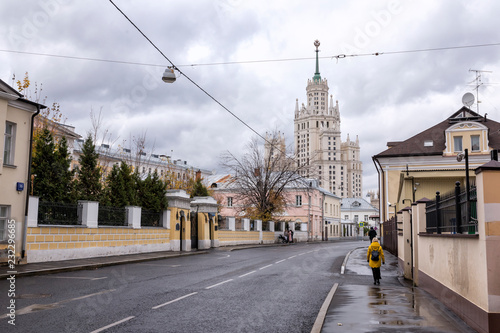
{"left": 0, "top": 241, "right": 360, "bottom": 333}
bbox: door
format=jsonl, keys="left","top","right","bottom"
{"left": 190, "top": 212, "right": 198, "bottom": 249}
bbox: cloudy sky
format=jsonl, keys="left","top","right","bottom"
{"left": 2, "top": 0, "right": 500, "bottom": 195}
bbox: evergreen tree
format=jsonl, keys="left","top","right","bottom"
{"left": 138, "top": 170, "right": 168, "bottom": 211}
{"left": 103, "top": 162, "right": 137, "bottom": 207}
{"left": 190, "top": 178, "right": 209, "bottom": 198}
{"left": 75, "top": 134, "right": 102, "bottom": 201}
{"left": 32, "top": 129, "right": 74, "bottom": 202}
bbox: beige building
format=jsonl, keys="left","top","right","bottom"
{"left": 294, "top": 40, "right": 362, "bottom": 197}
{"left": 373, "top": 106, "right": 500, "bottom": 222}
{"left": 373, "top": 104, "right": 500, "bottom": 332}
{"left": 0, "top": 79, "right": 45, "bottom": 262}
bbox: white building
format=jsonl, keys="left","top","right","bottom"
{"left": 294, "top": 40, "right": 362, "bottom": 198}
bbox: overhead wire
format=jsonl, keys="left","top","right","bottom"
{"left": 108, "top": 0, "right": 269, "bottom": 145}
{"left": 2, "top": 42, "right": 500, "bottom": 68}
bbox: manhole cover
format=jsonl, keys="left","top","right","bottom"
{"left": 15, "top": 294, "right": 51, "bottom": 299}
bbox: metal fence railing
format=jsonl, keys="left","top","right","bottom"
{"left": 141, "top": 209, "right": 162, "bottom": 227}
{"left": 218, "top": 216, "right": 229, "bottom": 230}
{"left": 426, "top": 182, "right": 478, "bottom": 234}
{"left": 38, "top": 201, "right": 81, "bottom": 225}
{"left": 262, "top": 221, "right": 270, "bottom": 231}
{"left": 98, "top": 206, "right": 127, "bottom": 226}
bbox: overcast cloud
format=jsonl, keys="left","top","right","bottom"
{"left": 2, "top": 0, "right": 500, "bottom": 195}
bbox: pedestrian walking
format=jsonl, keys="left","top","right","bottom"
{"left": 368, "top": 227, "right": 377, "bottom": 243}
{"left": 289, "top": 229, "right": 294, "bottom": 243}
{"left": 367, "top": 237, "right": 385, "bottom": 285}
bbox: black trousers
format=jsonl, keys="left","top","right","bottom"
{"left": 372, "top": 267, "right": 381, "bottom": 281}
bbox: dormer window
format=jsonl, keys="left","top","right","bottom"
{"left": 471, "top": 135, "right": 480, "bottom": 152}
{"left": 454, "top": 136, "right": 463, "bottom": 152}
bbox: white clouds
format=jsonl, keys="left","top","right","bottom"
{"left": 1, "top": 0, "right": 500, "bottom": 196}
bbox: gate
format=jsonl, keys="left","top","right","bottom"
{"left": 190, "top": 212, "right": 198, "bottom": 249}
{"left": 382, "top": 217, "right": 398, "bottom": 256}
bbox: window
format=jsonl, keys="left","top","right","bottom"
{"left": 227, "top": 197, "right": 233, "bottom": 207}
{"left": 3, "top": 122, "right": 16, "bottom": 165}
{"left": 0, "top": 206, "right": 9, "bottom": 241}
{"left": 454, "top": 136, "right": 463, "bottom": 152}
{"left": 471, "top": 135, "right": 480, "bottom": 152}
{"left": 296, "top": 195, "right": 302, "bottom": 206}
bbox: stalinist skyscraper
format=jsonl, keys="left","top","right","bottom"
{"left": 294, "top": 40, "right": 362, "bottom": 198}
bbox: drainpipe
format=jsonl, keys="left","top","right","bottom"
{"left": 372, "top": 156, "right": 384, "bottom": 243}
{"left": 22, "top": 104, "right": 41, "bottom": 259}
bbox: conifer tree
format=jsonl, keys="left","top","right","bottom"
{"left": 75, "top": 134, "right": 102, "bottom": 201}
{"left": 137, "top": 170, "right": 168, "bottom": 211}
{"left": 104, "top": 162, "right": 137, "bottom": 207}
{"left": 32, "top": 129, "right": 74, "bottom": 202}
{"left": 190, "top": 178, "right": 209, "bottom": 198}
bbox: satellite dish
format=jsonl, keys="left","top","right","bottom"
{"left": 462, "top": 92, "right": 475, "bottom": 108}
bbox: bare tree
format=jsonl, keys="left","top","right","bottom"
{"left": 220, "top": 130, "right": 311, "bottom": 221}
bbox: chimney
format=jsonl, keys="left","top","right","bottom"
{"left": 196, "top": 169, "right": 201, "bottom": 181}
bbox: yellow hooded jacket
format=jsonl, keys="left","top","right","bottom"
{"left": 367, "top": 240, "right": 385, "bottom": 268}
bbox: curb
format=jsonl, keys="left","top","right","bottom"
{"left": 340, "top": 246, "right": 365, "bottom": 275}
{"left": 311, "top": 283, "right": 339, "bottom": 333}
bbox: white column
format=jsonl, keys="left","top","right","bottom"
{"left": 79, "top": 201, "right": 99, "bottom": 228}
{"left": 162, "top": 209, "right": 170, "bottom": 229}
{"left": 228, "top": 217, "right": 235, "bottom": 231}
{"left": 126, "top": 206, "right": 141, "bottom": 229}
{"left": 243, "top": 218, "right": 250, "bottom": 231}
{"left": 27, "top": 196, "right": 39, "bottom": 228}
{"left": 269, "top": 221, "right": 275, "bottom": 232}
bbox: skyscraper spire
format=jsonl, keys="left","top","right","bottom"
{"left": 313, "top": 40, "right": 321, "bottom": 82}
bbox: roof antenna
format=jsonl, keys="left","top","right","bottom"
{"left": 468, "top": 69, "right": 492, "bottom": 114}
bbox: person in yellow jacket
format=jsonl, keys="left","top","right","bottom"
{"left": 367, "top": 237, "right": 385, "bottom": 285}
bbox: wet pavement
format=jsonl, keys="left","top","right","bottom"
{"left": 321, "top": 246, "right": 477, "bottom": 333}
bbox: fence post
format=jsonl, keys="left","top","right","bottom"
{"left": 79, "top": 201, "right": 99, "bottom": 228}
{"left": 454, "top": 181, "right": 461, "bottom": 234}
{"left": 126, "top": 206, "right": 141, "bottom": 229}
{"left": 27, "top": 196, "right": 39, "bottom": 228}
{"left": 436, "top": 191, "right": 441, "bottom": 234}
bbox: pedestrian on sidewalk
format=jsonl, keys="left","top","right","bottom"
{"left": 368, "top": 227, "right": 377, "bottom": 243}
{"left": 367, "top": 237, "right": 385, "bottom": 285}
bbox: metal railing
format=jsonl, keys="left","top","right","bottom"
{"left": 38, "top": 201, "right": 81, "bottom": 225}
{"left": 98, "top": 206, "right": 127, "bottom": 226}
{"left": 426, "top": 182, "right": 478, "bottom": 234}
{"left": 262, "top": 221, "right": 270, "bottom": 231}
{"left": 141, "top": 209, "right": 162, "bottom": 227}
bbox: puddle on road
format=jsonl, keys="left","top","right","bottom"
{"left": 323, "top": 285, "right": 475, "bottom": 333}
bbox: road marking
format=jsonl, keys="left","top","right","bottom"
{"left": 1, "top": 289, "right": 116, "bottom": 318}
{"left": 205, "top": 279, "right": 233, "bottom": 290}
{"left": 259, "top": 264, "right": 273, "bottom": 270}
{"left": 275, "top": 259, "right": 286, "bottom": 264}
{"left": 217, "top": 255, "right": 231, "bottom": 259}
{"left": 298, "top": 252, "right": 306, "bottom": 256}
{"left": 239, "top": 271, "right": 256, "bottom": 278}
{"left": 43, "top": 276, "right": 108, "bottom": 281}
{"left": 288, "top": 255, "right": 297, "bottom": 259}
{"left": 90, "top": 316, "right": 135, "bottom": 333}
{"left": 138, "top": 263, "right": 181, "bottom": 267}
{"left": 152, "top": 292, "right": 198, "bottom": 309}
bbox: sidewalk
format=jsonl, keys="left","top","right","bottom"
{"left": 319, "top": 246, "right": 477, "bottom": 333}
